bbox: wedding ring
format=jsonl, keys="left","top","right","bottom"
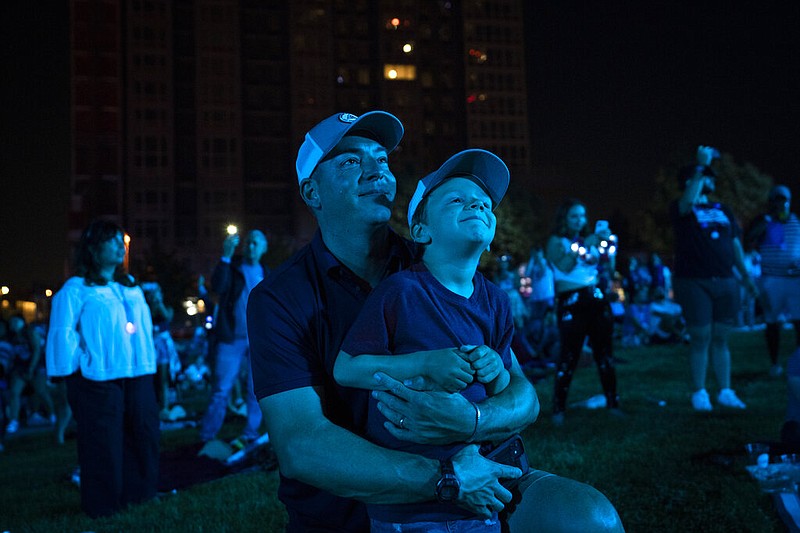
{"left": 399, "top": 416, "right": 406, "bottom": 429}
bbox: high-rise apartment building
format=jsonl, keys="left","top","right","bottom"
{"left": 70, "top": 0, "right": 530, "bottom": 276}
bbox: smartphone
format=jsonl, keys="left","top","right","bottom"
{"left": 595, "top": 220, "right": 609, "bottom": 234}
{"left": 485, "top": 434, "right": 530, "bottom": 479}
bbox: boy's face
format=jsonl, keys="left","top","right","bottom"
{"left": 418, "top": 177, "right": 496, "bottom": 249}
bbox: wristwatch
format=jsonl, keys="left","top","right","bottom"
{"left": 435, "top": 460, "right": 460, "bottom": 503}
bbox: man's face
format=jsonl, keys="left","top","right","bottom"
{"left": 310, "top": 135, "right": 396, "bottom": 225}
{"left": 419, "top": 177, "right": 495, "bottom": 250}
{"left": 242, "top": 231, "right": 267, "bottom": 262}
{"left": 770, "top": 196, "right": 791, "bottom": 217}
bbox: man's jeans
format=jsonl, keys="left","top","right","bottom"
{"left": 200, "top": 339, "right": 262, "bottom": 441}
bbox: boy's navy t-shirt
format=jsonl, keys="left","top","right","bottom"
{"left": 341, "top": 262, "right": 514, "bottom": 524}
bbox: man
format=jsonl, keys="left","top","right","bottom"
{"left": 248, "top": 111, "right": 623, "bottom": 532}
{"left": 670, "top": 146, "right": 757, "bottom": 411}
{"left": 200, "top": 229, "right": 268, "bottom": 448}
{"left": 747, "top": 185, "right": 800, "bottom": 376}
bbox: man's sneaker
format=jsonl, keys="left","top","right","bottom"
{"left": 691, "top": 389, "right": 712, "bottom": 412}
{"left": 5, "top": 419, "right": 19, "bottom": 434}
{"left": 718, "top": 388, "right": 746, "bottom": 409}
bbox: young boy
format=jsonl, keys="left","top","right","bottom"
{"left": 334, "top": 149, "right": 516, "bottom": 532}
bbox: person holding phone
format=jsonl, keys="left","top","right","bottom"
{"left": 546, "top": 199, "right": 621, "bottom": 425}
{"left": 671, "top": 146, "right": 756, "bottom": 411}
{"left": 199, "top": 228, "right": 268, "bottom": 449}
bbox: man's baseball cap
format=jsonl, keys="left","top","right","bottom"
{"left": 407, "top": 149, "right": 510, "bottom": 227}
{"left": 769, "top": 185, "right": 791, "bottom": 201}
{"left": 295, "top": 111, "right": 404, "bottom": 184}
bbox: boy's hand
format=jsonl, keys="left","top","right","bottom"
{"left": 460, "top": 345, "right": 503, "bottom": 384}
{"left": 422, "top": 348, "right": 475, "bottom": 392}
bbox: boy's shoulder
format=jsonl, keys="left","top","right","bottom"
{"left": 377, "top": 264, "right": 428, "bottom": 291}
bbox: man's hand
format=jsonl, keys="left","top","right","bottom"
{"left": 373, "top": 372, "right": 473, "bottom": 445}
{"left": 460, "top": 345, "right": 502, "bottom": 384}
{"left": 451, "top": 444, "right": 520, "bottom": 517}
{"left": 696, "top": 145, "right": 718, "bottom": 166}
{"left": 222, "top": 234, "right": 240, "bottom": 258}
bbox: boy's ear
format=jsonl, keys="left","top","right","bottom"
{"left": 410, "top": 222, "right": 431, "bottom": 244}
{"left": 300, "top": 179, "right": 321, "bottom": 208}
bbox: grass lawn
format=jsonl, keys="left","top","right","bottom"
{"left": 0, "top": 329, "right": 793, "bottom": 532}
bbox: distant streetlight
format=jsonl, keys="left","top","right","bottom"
{"left": 45, "top": 289, "right": 53, "bottom": 297}
{"left": 0, "top": 286, "right": 8, "bottom": 296}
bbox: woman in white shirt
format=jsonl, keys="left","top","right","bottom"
{"left": 546, "top": 199, "right": 621, "bottom": 426}
{"left": 46, "top": 220, "right": 158, "bottom": 517}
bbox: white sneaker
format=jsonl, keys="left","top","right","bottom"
{"left": 692, "top": 389, "right": 712, "bottom": 411}
{"left": 718, "top": 388, "right": 746, "bottom": 409}
{"left": 6, "top": 419, "right": 19, "bottom": 434}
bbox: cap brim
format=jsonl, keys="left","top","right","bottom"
{"left": 296, "top": 111, "right": 404, "bottom": 183}
{"left": 346, "top": 111, "right": 404, "bottom": 155}
{"left": 407, "top": 149, "right": 510, "bottom": 227}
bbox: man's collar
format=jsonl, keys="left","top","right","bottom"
{"left": 311, "top": 227, "right": 419, "bottom": 280}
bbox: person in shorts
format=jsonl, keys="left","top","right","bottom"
{"left": 670, "top": 146, "right": 757, "bottom": 411}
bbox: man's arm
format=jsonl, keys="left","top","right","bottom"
{"left": 372, "top": 349, "right": 538, "bottom": 445}
{"left": 259, "top": 386, "right": 520, "bottom": 516}
{"left": 677, "top": 172, "right": 706, "bottom": 215}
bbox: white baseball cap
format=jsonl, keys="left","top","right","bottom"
{"left": 407, "top": 149, "right": 510, "bottom": 227}
{"left": 295, "top": 111, "right": 404, "bottom": 184}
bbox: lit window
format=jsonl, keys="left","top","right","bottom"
{"left": 384, "top": 64, "right": 416, "bottom": 81}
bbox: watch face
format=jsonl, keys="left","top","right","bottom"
{"left": 436, "top": 475, "right": 460, "bottom": 502}
{"left": 439, "top": 483, "right": 458, "bottom": 501}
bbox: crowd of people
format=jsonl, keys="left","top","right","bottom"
{"left": 3, "top": 110, "right": 799, "bottom": 532}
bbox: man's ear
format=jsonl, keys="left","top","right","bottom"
{"left": 410, "top": 222, "right": 431, "bottom": 244}
{"left": 300, "top": 179, "right": 321, "bottom": 209}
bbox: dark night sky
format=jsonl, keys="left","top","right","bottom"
{"left": 3, "top": 2, "right": 800, "bottom": 291}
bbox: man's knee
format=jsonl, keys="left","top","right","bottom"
{"left": 507, "top": 474, "right": 624, "bottom": 532}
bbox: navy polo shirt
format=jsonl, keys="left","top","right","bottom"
{"left": 247, "top": 228, "right": 418, "bottom": 532}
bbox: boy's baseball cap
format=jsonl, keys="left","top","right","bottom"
{"left": 407, "top": 149, "right": 510, "bottom": 227}
{"left": 295, "top": 111, "right": 404, "bottom": 184}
